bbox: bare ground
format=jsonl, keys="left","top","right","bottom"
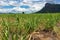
{"left": 27, "top": 29, "right": 60, "bottom": 40}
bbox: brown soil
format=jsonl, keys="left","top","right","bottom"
{"left": 27, "top": 29, "right": 60, "bottom": 40}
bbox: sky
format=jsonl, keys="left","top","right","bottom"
{"left": 55, "top": 0, "right": 60, "bottom": 4}
{"left": 46, "top": 0, "right": 60, "bottom": 4}
{"left": 0, "top": 0, "right": 60, "bottom": 13}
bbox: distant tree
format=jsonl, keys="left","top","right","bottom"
{"left": 22, "top": 12, "right": 24, "bottom": 14}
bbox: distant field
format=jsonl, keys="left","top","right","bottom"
{"left": 0, "top": 13, "right": 60, "bottom": 40}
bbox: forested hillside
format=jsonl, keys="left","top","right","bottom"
{"left": 37, "top": 3, "right": 60, "bottom": 13}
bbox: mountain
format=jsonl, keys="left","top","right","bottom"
{"left": 36, "top": 3, "right": 60, "bottom": 13}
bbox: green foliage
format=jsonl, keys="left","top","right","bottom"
{"left": 0, "top": 13, "right": 60, "bottom": 40}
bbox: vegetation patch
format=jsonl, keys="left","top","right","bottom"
{"left": 0, "top": 13, "right": 60, "bottom": 40}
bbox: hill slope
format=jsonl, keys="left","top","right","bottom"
{"left": 37, "top": 3, "right": 60, "bottom": 13}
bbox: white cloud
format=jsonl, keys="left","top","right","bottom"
{"left": 46, "top": 0, "right": 55, "bottom": 4}
{"left": 8, "top": 1, "right": 19, "bottom": 6}
{"left": 0, "top": 8, "right": 12, "bottom": 13}
{"left": 0, "top": 1, "right": 9, "bottom": 6}
{"left": 0, "top": 0, "right": 47, "bottom": 13}
{"left": 29, "top": 2, "right": 46, "bottom": 13}
{"left": 13, "top": 7, "right": 24, "bottom": 12}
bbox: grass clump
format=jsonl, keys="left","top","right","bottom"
{"left": 0, "top": 13, "right": 60, "bottom": 40}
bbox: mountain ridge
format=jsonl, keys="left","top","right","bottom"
{"left": 36, "top": 3, "right": 60, "bottom": 13}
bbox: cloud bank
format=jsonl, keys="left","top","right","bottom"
{"left": 0, "top": 0, "right": 46, "bottom": 13}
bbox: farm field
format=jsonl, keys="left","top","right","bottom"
{"left": 0, "top": 13, "right": 60, "bottom": 40}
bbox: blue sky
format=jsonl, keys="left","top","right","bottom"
{"left": 55, "top": 0, "right": 60, "bottom": 4}
{"left": 56, "top": 0, "right": 60, "bottom": 2}
{"left": 0, "top": 0, "right": 60, "bottom": 13}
